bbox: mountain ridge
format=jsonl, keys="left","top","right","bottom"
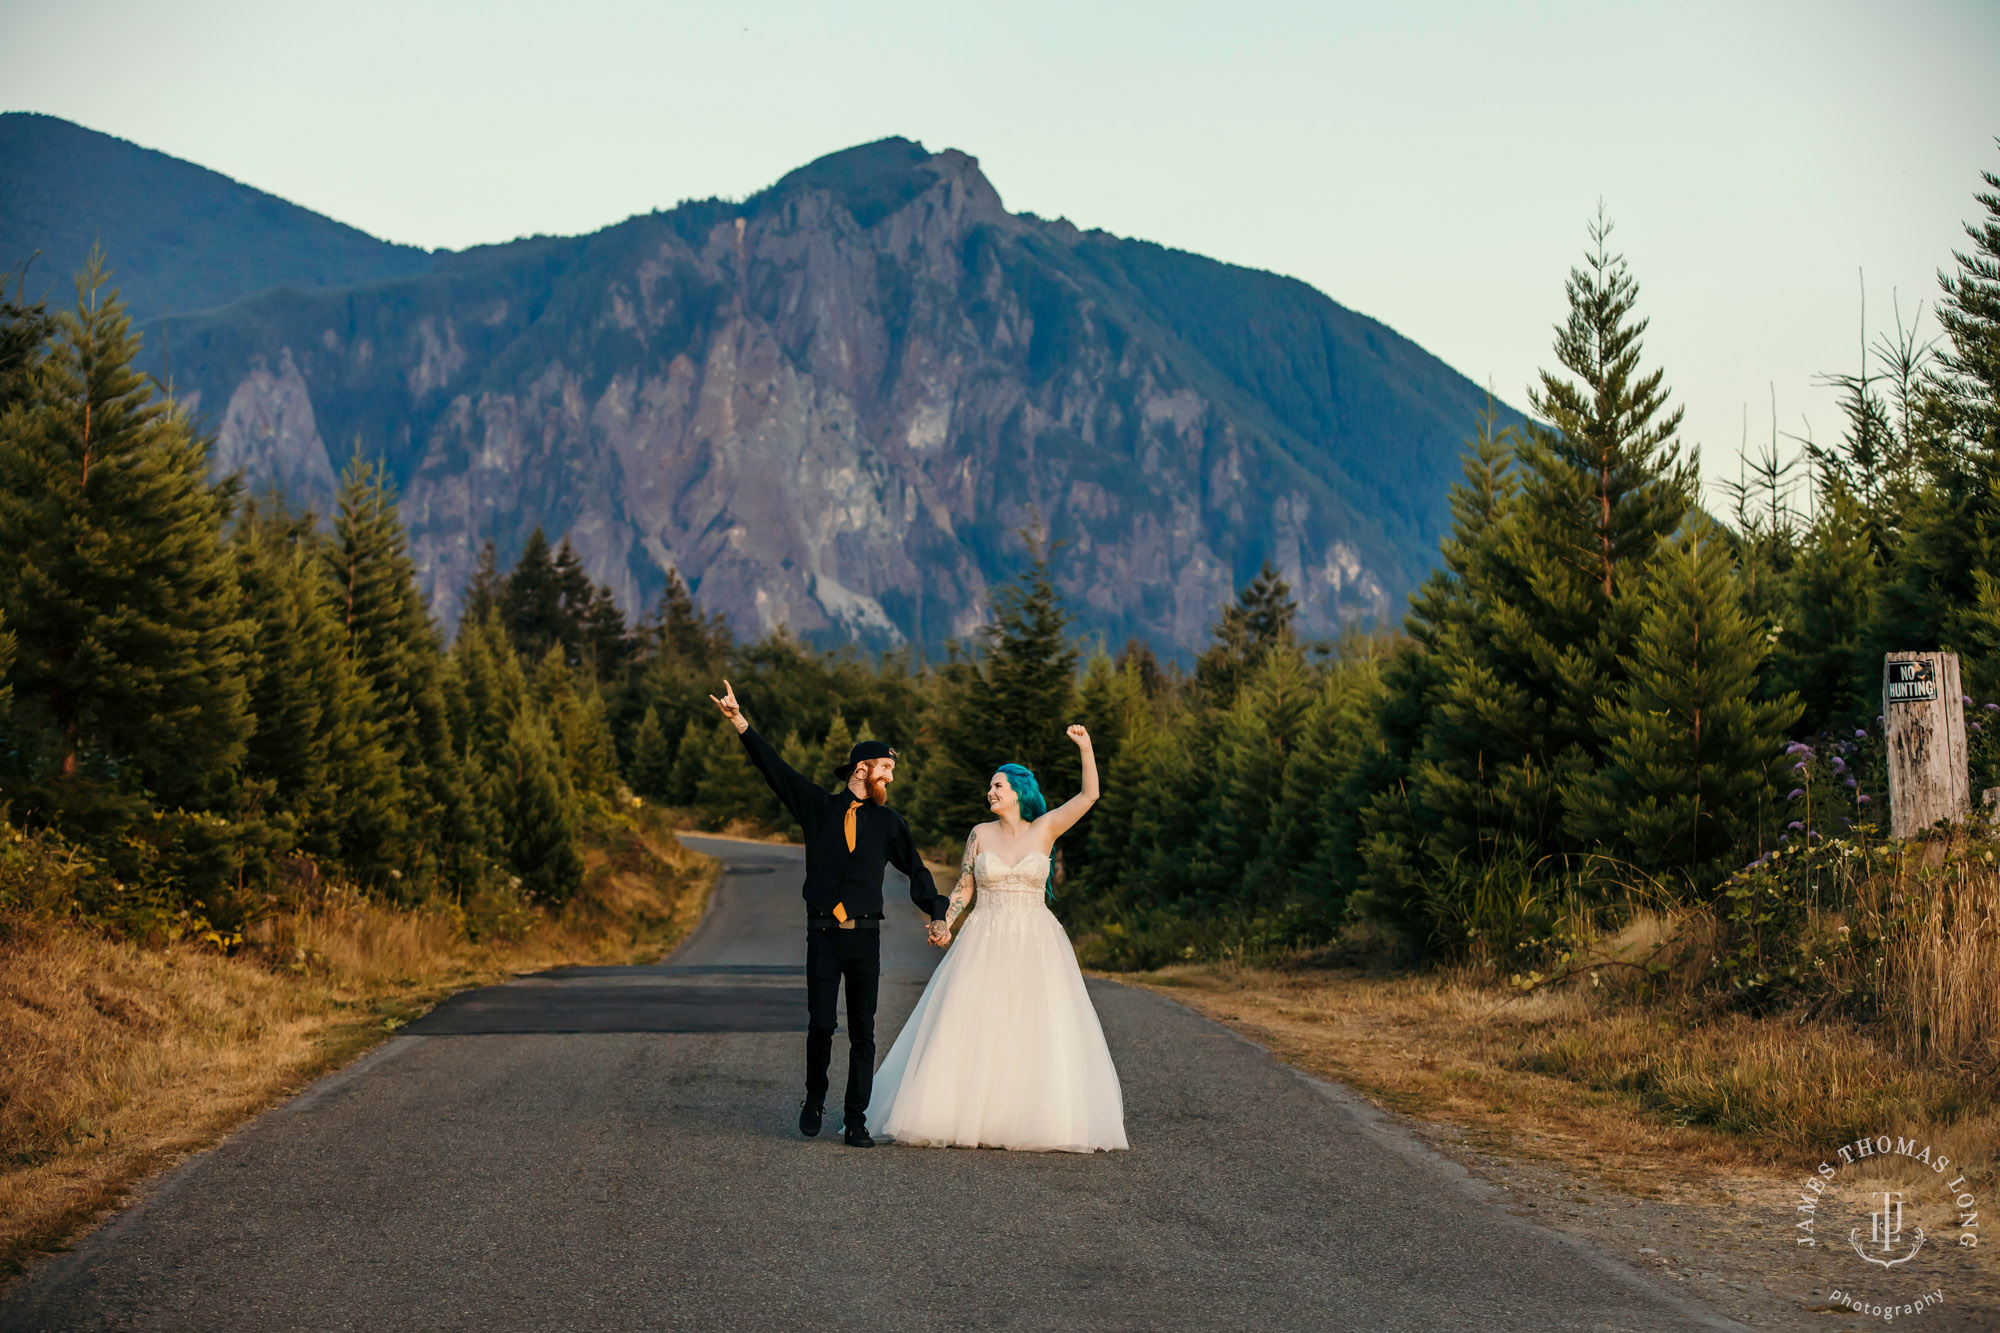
{"left": 6, "top": 119, "right": 1516, "bottom": 653}
{"left": 0, "top": 113, "right": 434, "bottom": 324}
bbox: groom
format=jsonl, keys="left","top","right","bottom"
{"left": 708, "top": 680, "right": 951, "bottom": 1148}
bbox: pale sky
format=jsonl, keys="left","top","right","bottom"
{"left": 6, "top": 0, "right": 1998, "bottom": 511}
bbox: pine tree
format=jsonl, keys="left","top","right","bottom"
{"left": 0, "top": 254, "right": 252, "bottom": 823}
{"left": 689, "top": 717, "right": 770, "bottom": 826}
{"left": 627, "top": 705, "right": 674, "bottom": 798}
{"left": 233, "top": 498, "right": 339, "bottom": 851}
{"left": 1187, "top": 644, "right": 1319, "bottom": 913}
{"left": 927, "top": 534, "right": 1080, "bottom": 839}
{"left": 1409, "top": 215, "right": 1692, "bottom": 873}
{"left": 1875, "top": 144, "right": 2000, "bottom": 695}
{"left": 818, "top": 712, "right": 856, "bottom": 790}
{"left": 1564, "top": 517, "right": 1801, "bottom": 890}
{"left": 1767, "top": 482, "right": 1874, "bottom": 730}
{"left": 501, "top": 527, "right": 565, "bottom": 662}
{"left": 1929, "top": 140, "right": 2000, "bottom": 460}
{"left": 327, "top": 450, "right": 479, "bottom": 894}
{"left": 0, "top": 266, "right": 53, "bottom": 418}
{"left": 1265, "top": 653, "right": 1389, "bottom": 915}
{"left": 495, "top": 709, "right": 584, "bottom": 904}
{"left": 665, "top": 718, "right": 708, "bottom": 806}
{"left": 1194, "top": 562, "right": 1298, "bottom": 708}
{"left": 532, "top": 644, "right": 618, "bottom": 807}
{"left": 462, "top": 538, "right": 503, "bottom": 628}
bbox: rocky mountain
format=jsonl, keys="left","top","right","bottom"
{"left": 17, "top": 122, "right": 1514, "bottom": 652}
{"left": 0, "top": 113, "right": 432, "bottom": 323}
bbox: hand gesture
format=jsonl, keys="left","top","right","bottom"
{"left": 1066, "top": 724, "right": 1091, "bottom": 747}
{"left": 709, "top": 679, "right": 748, "bottom": 733}
{"left": 927, "top": 920, "right": 951, "bottom": 948}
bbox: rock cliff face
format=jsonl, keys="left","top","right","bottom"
{"left": 145, "top": 138, "right": 1508, "bottom": 651}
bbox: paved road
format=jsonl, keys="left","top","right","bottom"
{"left": 4, "top": 836, "right": 1737, "bottom": 1331}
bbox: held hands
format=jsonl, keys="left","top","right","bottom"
{"left": 708, "top": 679, "right": 749, "bottom": 733}
{"left": 927, "top": 920, "right": 952, "bottom": 948}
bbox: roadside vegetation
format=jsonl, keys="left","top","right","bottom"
{"left": 0, "top": 803, "right": 714, "bottom": 1283}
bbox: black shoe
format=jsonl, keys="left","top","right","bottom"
{"left": 798, "top": 1098, "right": 824, "bottom": 1137}
{"left": 843, "top": 1123, "right": 875, "bottom": 1148}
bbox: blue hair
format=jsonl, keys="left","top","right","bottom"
{"left": 994, "top": 763, "right": 1055, "bottom": 899}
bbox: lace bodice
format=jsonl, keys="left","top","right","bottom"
{"left": 943, "top": 830, "right": 1051, "bottom": 931}
{"left": 974, "top": 850, "right": 1051, "bottom": 898}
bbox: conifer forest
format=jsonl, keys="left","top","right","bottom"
{"left": 4, "top": 145, "right": 1999, "bottom": 1069}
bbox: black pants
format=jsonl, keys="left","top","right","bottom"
{"left": 805, "top": 924, "right": 881, "bottom": 1129}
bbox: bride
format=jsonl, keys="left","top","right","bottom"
{"left": 868, "top": 725, "right": 1127, "bottom": 1152}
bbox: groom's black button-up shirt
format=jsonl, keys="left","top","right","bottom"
{"left": 736, "top": 726, "right": 949, "bottom": 922}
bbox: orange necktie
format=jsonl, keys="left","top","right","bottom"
{"left": 834, "top": 800, "right": 861, "bottom": 926}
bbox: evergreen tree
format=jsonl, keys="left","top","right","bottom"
{"left": 818, "top": 712, "right": 856, "bottom": 790}
{"left": 665, "top": 717, "right": 708, "bottom": 806}
{"left": 1767, "top": 482, "right": 1874, "bottom": 731}
{"left": 1265, "top": 652, "right": 1389, "bottom": 915}
{"left": 925, "top": 535, "right": 1079, "bottom": 839}
{"left": 0, "top": 265, "right": 53, "bottom": 418}
{"left": 627, "top": 705, "right": 674, "bottom": 798}
{"left": 327, "top": 450, "right": 479, "bottom": 894}
{"left": 501, "top": 527, "right": 566, "bottom": 662}
{"left": 1187, "top": 644, "right": 1319, "bottom": 913}
{"left": 688, "top": 717, "right": 770, "bottom": 825}
{"left": 1875, "top": 145, "right": 2000, "bottom": 695}
{"left": 494, "top": 709, "right": 584, "bottom": 905}
{"left": 1928, "top": 140, "right": 2000, "bottom": 461}
{"left": 1409, "top": 216, "right": 1692, "bottom": 873}
{"left": 0, "top": 254, "right": 252, "bottom": 827}
{"left": 532, "top": 644, "right": 619, "bottom": 808}
{"left": 1194, "top": 561, "right": 1297, "bottom": 707}
{"left": 233, "top": 497, "right": 343, "bottom": 857}
{"left": 462, "top": 538, "right": 503, "bottom": 628}
{"left": 1564, "top": 517, "right": 1801, "bottom": 890}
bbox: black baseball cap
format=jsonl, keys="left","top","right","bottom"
{"left": 834, "top": 739, "right": 896, "bottom": 781}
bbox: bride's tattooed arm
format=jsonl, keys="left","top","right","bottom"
{"left": 941, "top": 826, "right": 978, "bottom": 933}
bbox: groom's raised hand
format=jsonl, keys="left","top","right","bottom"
{"left": 708, "top": 679, "right": 749, "bottom": 733}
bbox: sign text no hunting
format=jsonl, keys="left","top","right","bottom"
{"left": 1885, "top": 659, "right": 1940, "bottom": 704}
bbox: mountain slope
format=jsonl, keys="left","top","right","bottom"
{"left": 129, "top": 136, "right": 1508, "bottom": 651}
{"left": 0, "top": 113, "right": 433, "bottom": 322}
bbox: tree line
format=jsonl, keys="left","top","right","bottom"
{"left": 4, "top": 145, "right": 1996, "bottom": 980}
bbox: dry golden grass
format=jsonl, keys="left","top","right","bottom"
{"left": 0, "top": 807, "right": 717, "bottom": 1283}
{"left": 1129, "top": 962, "right": 1999, "bottom": 1205}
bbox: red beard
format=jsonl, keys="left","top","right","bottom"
{"left": 865, "top": 775, "right": 891, "bottom": 804}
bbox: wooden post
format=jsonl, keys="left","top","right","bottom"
{"left": 1882, "top": 652, "right": 1971, "bottom": 838}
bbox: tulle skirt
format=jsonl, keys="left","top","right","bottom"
{"left": 868, "top": 891, "right": 1127, "bottom": 1152}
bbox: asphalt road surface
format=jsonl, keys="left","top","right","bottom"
{"left": 4, "top": 835, "right": 1740, "bottom": 1332}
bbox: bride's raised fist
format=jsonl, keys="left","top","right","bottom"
{"left": 1066, "top": 724, "right": 1090, "bottom": 745}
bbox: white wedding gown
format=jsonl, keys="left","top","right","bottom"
{"left": 867, "top": 850, "right": 1127, "bottom": 1152}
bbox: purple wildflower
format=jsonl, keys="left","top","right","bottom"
{"left": 1787, "top": 820, "right": 1805, "bottom": 831}
{"left": 1831, "top": 756, "right": 1846, "bottom": 774}
{"left": 1788, "top": 788, "right": 1806, "bottom": 800}
{"left": 1975, "top": 722, "right": 1986, "bottom": 733}
{"left": 1987, "top": 703, "right": 1999, "bottom": 713}
{"left": 1858, "top": 794, "right": 1872, "bottom": 805}
{"left": 1780, "top": 833, "right": 1792, "bottom": 845}
{"left": 1855, "top": 729, "right": 1868, "bottom": 739}
{"left": 1809, "top": 830, "right": 1822, "bottom": 840}
{"left": 1844, "top": 775, "right": 1857, "bottom": 789}
{"left": 1793, "top": 762, "right": 1810, "bottom": 774}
